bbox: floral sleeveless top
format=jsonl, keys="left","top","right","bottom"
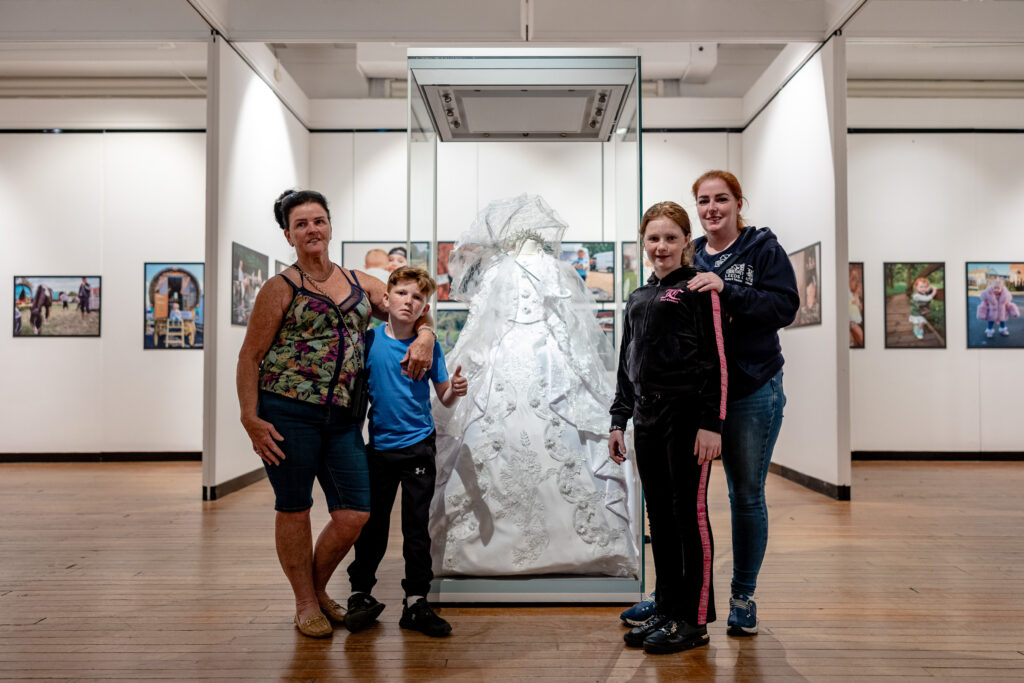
{"left": 259, "top": 268, "right": 371, "bottom": 407}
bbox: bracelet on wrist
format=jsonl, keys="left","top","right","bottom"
{"left": 417, "top": 325, "right": 437, "bottom": 340}
{"left": 609, "top": 426, "right": 624, "bottom": 433}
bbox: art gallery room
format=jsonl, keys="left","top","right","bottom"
{"left": 2, "top": 0, "right": 1023, "bottom": 679}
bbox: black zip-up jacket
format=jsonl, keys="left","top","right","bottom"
{"left": 693, "top": 227, "right": 799, "bottom": 399}
{"left": 610, "top": 265, "right": 728, "bottom": 434}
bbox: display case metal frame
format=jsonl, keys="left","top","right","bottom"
{"left": 407, "top": 47, "right": 644, "bottom": 603}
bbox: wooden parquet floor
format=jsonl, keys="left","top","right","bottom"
{"left": 1, "top": 460, "right": 1022, "bottom": 681}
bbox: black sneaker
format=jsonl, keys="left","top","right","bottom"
{"left": 623, "top": 612, "right": 671, "bottom": 648}
{"left": 642, "top": 619, "right": 709, "bottom": 655}
{"left": 399, "top": 597, "right": 452, "bottom": 638}
{"left": 344, "top": 592, "right": 385, "bottom": 632}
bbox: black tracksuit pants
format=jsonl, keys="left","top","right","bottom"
{"left": 634, "top": 394, "right": 716, "bottom": 626}
{"left": 347, "top": 433, "right": 436, "bottom": 598}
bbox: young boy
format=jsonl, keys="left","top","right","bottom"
{"left": 345, "top": 266, "right": 467, "bottom": 637}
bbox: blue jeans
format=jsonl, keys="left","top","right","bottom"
{"left": 257, "top": 391, "right": 371, "bottom": 513}
{"left": 721, "top": 369, "right": 786, "bottom": 597}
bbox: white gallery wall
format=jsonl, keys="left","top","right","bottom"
{"left": 740, "top": 42, "right": 850, "bottom": 490}
{"left": 0, "top": 131, "right": 206, "bottom": 453}
{"left": 204, "top": 37, "right": 310, "bottom": 489}
{"left": 848, "top": 132, "right": 1024, "bottom": 452}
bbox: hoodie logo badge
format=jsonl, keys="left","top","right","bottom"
{"left": 724, "top": 263, "right": 755, "bottom": 285}
{"left": 660, "top": 288, "right": 685, "bottom": 303}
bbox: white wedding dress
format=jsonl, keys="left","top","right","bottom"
{"left": 429, "top": 195, "right": 640, "bottom": 578}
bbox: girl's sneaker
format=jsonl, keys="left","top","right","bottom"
{"left": 986, "top": 327, "right": 996, "bottom": 338}
{"left": 619, "top": 592, "right": 656, "bottom": 626}
{"left": 727, "top": 593, "right": 759, "bottom": 636}
{"left": 1000, "top": 325, "right": 1010, "bottom": 336}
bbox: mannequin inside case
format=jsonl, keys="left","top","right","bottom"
{"left": 428, "top": 194, "right": 640, "bottom": 578}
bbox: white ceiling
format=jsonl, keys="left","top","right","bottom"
{"left": 0, "top": 0, "right": 1021, "bottom": 100}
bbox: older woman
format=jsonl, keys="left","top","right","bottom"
{"left": 237, "top": 189, "right": 435, "bottom": 638}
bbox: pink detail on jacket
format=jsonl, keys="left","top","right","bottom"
{"left": 710, "top": 290, "right": 728, "bottom": 420}
{"left": 696, "top": 460, "right": 712, "bottom": 625}
{"left": 976, "top": 284, "right": 1020, "bottom": 323}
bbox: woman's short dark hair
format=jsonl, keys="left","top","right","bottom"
{"left": 273, "top": 189, "right": 330, "bottom": 231}
{"left": 388, "top": 246, "right": 408, "bottom": 258}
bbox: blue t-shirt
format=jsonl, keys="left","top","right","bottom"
{"left": 365, "top": 328, "right": 449, "bottom": 450}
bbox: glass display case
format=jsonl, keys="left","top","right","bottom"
{"left": 408, "top": 48, "right": 643, "bottom": 602}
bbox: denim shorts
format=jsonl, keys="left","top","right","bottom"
{"left": 257, "top": 391, "right": 371, "bottom": 513}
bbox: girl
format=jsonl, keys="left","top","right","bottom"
{"left": 609, "top": 201, "right": 727, "bottom": 655}
{"left": 909, "top": 276, "right": 937, "bottom": 340}
{"left": 621, "top": 171, "right": 798, "bottom": 638}
{"left": 977, "top": 277, "right": 1020, "bottom": 339}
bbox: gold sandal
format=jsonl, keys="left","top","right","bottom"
{"left": 294, "top": 612, "right": 332, "bottom": 637}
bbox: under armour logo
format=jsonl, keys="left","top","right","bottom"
{"left": 660, "top": 288, "right": 685, "bottom": 303}
{"left": 414, "top": 467, "right": 427, "bottom": 475}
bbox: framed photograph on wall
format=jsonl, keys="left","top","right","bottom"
{"left": 13, "top": 276, "right": 101, "bottom": 337}
{"left": 341, "top": 241, "right": 430, "bottom": 285}
{"left": 883, "top": 262, "right": 946, "bottom": 348}
{"left": 622, "top": 241, "right": 639, "bottom": 300}
{"left": 966, "top": 262, "right": 1024, "bottom": 349}
{"left": 436, "top": 309, "right": 469, "bottom": 354}
{"left": 595, "top": 309, "right": 615, "bottom": 341}
{"left": 231, "top": 242, "right": 268, "bottom": 326}
{"left": 788, "top": 242, "right": 821, "bottom": 328}
{"left": 436, "top": 241, "right": 456, "bottom": 301}
{"left": 849, "top": 262, "right": 865, "bottom": 348}
{"left": 275, "top": 259, "right": 290, "bottom": 275}
{"left": 144, "top": 263, "right": 204, "bottom": 349}
{"left": 560, "top": 241, "right": 614, "bottom": 302}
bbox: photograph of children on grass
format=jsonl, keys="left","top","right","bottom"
{"left": 966, "top": 262, "right": 1023, "bottom": 349}
{"left": 144, "top": 263, "right": 204, "bottom": 349}
{"left": 436, "top": 309, "right": 468, "bottom": 354}
{"left": 884, "top": 262, "right": 945, "bottom": 348}
{"left": 13, "top": 276, "right": 100, "bottom": 337}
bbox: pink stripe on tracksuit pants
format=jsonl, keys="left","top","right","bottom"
{"left": 633, "top": 397, "right": 716, "bottom": 627}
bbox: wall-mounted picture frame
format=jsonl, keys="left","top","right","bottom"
{"left": 884, "top": 262, "right": 946, "bottom": 348}
{"left": 849, "top": 262, "right": 864, "bottom": 348}
{"left": 788, "top": 242, "right": 821, "bottom": 328}
{"left": 231, "top": 242, "right": 268, "bottom": 326}
{"left": 275, "top": 259, "right": 290, "bottom": 275}
{"left": 436, "top": 241, "right": 456, "bottom": 301}
{"left": 341, "top": 241, "right": 430, "bottom": 284}
{"left": 966, "top": 262, "right": 1024, "bottom": 349}
{"left": 436, "top": 309, "right": 469, "bottom": 354}
{"left": 595, "top": 309, "right": 615, "bottom": 341}
{"left": 560, "top": 241, "right": 614, "bottom": 302}
{"left": 144, "top": 263, "right": 204, "bottom": 349}
{"left": 13, "top": 276, "right": 101, "bottom": 337}
{"left": 622, "top": 241, "right": 639, "bottom": 300}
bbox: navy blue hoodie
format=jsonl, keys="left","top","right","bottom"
{"left": 692, "top": 227, "right": 799, "bottom": 399}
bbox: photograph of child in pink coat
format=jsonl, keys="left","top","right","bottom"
{"left": 967, "top": 263, "right": 1024, "bottom": 348}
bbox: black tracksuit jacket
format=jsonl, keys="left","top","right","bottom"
{"left": 610, "top": 265, "right": 728, "bottom": 434}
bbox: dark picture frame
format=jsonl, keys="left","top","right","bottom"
{"left": 849, "top": 262, "right": 864, "bottom": 348}
{"left": 883, "top": 262, "right": 946, "bottom": 349}
{"left": 436, "top": 308, "right": 469, "bottom": 354}
{"left": 965, "top": 262, "right": 1024, "bottom": 349}
{"left": 560, "top": 241, "right": 615, "bottom": 302}
{"left": 788, "top": 242, "right": 821, "bottom": 328}
{"left": 231, "top": 242, "right": 268, "bottom": 327}
{"left": 13, "top": 276, "right": 101, "bottom": 338}
{"left": 341, "top": 241, "right": 431, "bottom": 285}
{"left": 144, "top": 262, "right": 204, "bottom": 350}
